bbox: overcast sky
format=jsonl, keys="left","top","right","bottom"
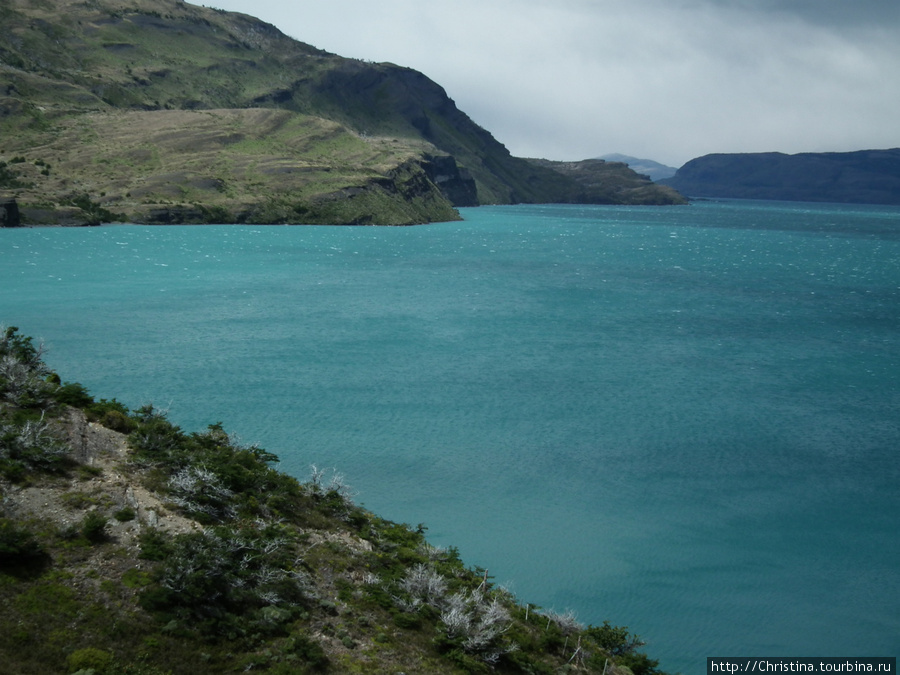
{"left": 204, "top": 0, "right": 900, "bottom": 168}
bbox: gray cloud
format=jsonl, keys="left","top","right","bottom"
{"left": 710, "top": 0, "right": 900, "bottom": 27}
{"left": 205, "top": 0, "right": 900, "bottom": 167}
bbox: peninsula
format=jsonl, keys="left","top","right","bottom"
{"left": 0, "top": 0, "right": 684, "bottom": 226}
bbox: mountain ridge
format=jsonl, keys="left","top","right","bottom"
{"left": 660, "top": 149, "right": 900, "bottom": 204}
{"left": 0, "top": 0, "right": 683, "bottom": 225}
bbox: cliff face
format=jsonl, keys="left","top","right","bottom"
{"left": 0, "top": 198, "right": 20, "bottom": 227}
{"left": 661, "top": 149, "right": 900, "bottom": 205}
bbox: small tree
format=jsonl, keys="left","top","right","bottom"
{"left": 81, "top": 511, "right": 108, "bottom": 544}
{"left": 585, "top": 620, "right": 647, "bottom": 656}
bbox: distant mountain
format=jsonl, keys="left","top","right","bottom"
{"left": 0, "top": 0, "right": 685, "bottom": 225}
{"left": 526, "top": 158, "right": 686, "bottom": 205}
{"left": 660, "top": 150, "right": 900, "bottom": 205}
{"left": 598, "top": 154, "right": 677, "bottom": 182}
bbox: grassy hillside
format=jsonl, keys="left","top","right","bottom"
{"left": 0, "top": 325, "right": 669, "bottom": 674}
{"left": 0, "top": 107, "right": 461, "bottom": 225}
{"left": 0, "top": 0, "right": 683, "bottom": 224}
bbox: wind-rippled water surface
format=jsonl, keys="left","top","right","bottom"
{"left": 2, "top": 200, "right": 899, "bottom": 673}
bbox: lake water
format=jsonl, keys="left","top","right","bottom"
{"left": 2, "top": 200, "right": 898, "bottom": 673}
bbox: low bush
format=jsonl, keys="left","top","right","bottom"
{"left": 114, "top": 507, "right": 136, "bottom": 522}
{"left": 584, "top": 620, "right": 646, "bottom": 656}
{"left": 0, "top": 416, "right": 69, "bottom": 474}
{"left": 0, "top": 518, "right": 43, "bottom": 562}
{"left": 66, "top": 646, "right": 113, "bottom": 673}
{"left": 140, "top": 523, "right": 309, "bottom": 635}
{"left": 137, "top": 528, "right": 172, "bottom": 561}
{"left": 81, "top": 512, "right": 108, "bottom": 544}
{"left": 52, "top": 382, "right": 94, "bottom": 408}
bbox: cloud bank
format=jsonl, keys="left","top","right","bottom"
{"left": 206, "top": 0, "right": 900, "bottom": 167}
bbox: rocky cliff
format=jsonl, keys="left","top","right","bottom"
{"left": 0, "top": 198, "right": 20, "bottom": 227}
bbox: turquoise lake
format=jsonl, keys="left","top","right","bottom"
{"left": 2, "top": 200, "right": 898, "bottom": 673}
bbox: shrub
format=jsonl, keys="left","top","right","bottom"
{"left": 76, "top": 465, "right": 103, "bottom": 480}
{"left": 0, "top": 459, "right": 26, "bottom": 482}
{"left": 81, "top": 511, "right": 108, "bottom": 544}
{"left": 392, "top": 611, "right": 422, "bottom": 630}
{"left": 86, "top": 398, "right": 137, "bottom": 433}
{"left": 66, "top": 647, "right": 113, "bottom": 673}
{"left": 1, "top": 355, "right": 52, "bottom": 407}
{"left": 0, "top": 416, "right": 69, "bottom": 472}
{"left": 584, "top": 620, "right": 645, "bottom": 656}
{"left": 436, "top": 588, "right": 519, "bottom": 665}
{"left": 542, "top": 608, "right": 583, "bottom": 636}
{"left": 286, "top": 634, "right": 329, "bottom": 671}
{"left": 127, "top": 406, "right": 186, "bottom": 465}
{"left": 66, "top": 194, "right": 121, "bottom": 225}
{"left": 122, "top": 568, "right": 152, "bottom": 589}
{"left": 52, "top": 382, "right": 95, "bottom": 408}
{"left": 399, "top": 562, "right": 447, "bottom": 606}
{"left": 62, "top": 491, "right": 98, "bottom": 509}
{"left": 114, "top": 507, "right": 136, "bottom": 522}
{"left": 101, "top": 409, "right": 135, "bottom": 433}
{"left": 138, "top": 528, "right": 172, "bottom": 561}
{"left": 0, "top": 518, "right": 43, "bottom": 561}
{"left": 141, "top": 524, "right": 309, "bottom": 633}
{"left": 0, "top": 326, "right": 46, "bottom": 370}
{"left": 166, "top": 464, "right": 235, "bottom": 523}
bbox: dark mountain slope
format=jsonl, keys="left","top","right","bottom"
{"left": 281, "top": 59, "right": 578, "bottom": 205}
{"left": 661, "top": 149, "right": 900, "bottom": 205}
{"left": 527, "top": 158, "right": 687, "bottom": 205}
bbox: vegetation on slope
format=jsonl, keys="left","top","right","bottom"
{"left": 0, "top": 325, "right": 669, "bottom": 674}
{"left": 0, "top": 108, "right": 462, "bottom": 225}
{"left": 0, "top": 0, "right": 683, "bottom": 225}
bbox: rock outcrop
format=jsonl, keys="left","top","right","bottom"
{"left": 0, "top": 198, "right": 20, "bottom": 227}
{"left": 421, "top": 154, "right": 479, "bottom": 207}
